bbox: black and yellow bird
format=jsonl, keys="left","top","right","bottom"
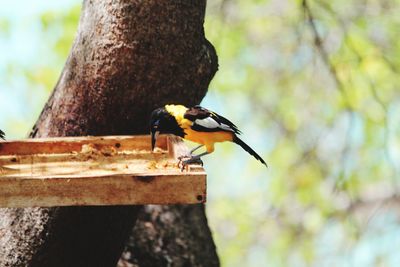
{"left": 150, "top": 104, "right": 267, "bottom": 168}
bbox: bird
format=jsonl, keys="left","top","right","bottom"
{"left": 150, "top": 104, "right": 267, "bottom": 169}
{"left": 0, "top": 130, "right": 6, "bottom": 173}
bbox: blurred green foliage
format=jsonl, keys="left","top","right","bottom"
{"left": 0, "top": 3, "right": 80, "bottom": 137}
{"left": 205, "top": 0, "right": 400, "bottom": 266}
{"left": 2, "top": 0, "right": 400, "bottom": 266}
{"left": 31, "top": 6, "right": 80, "bottom": 90}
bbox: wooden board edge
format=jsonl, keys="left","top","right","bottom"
{"left": 0, "top": 173, "right": 206, "bottom": 207}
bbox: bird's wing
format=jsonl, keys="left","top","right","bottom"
{"left": 184, "top": 106, "right": 241, "bottom": 134}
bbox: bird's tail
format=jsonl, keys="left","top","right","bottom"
{"left": 233, "top": 135, "right": 267, "bottom": 167}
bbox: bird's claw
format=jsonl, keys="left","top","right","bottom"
{"left": 177, "top": 155, "right": 191, "bottom": 161}
{"left": 178, "top": 156, "right": 203, "bottom": 172}
{"left": 177, "top": 155, "right": 191, "bottom": 166}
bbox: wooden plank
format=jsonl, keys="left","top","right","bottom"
{"left": 0, "top": 135, "right": 168, "bottom": 155}
{"left": 0, "top": 135, "right": 206, "bottom": 207}
{"left": 0, "top": 174, "right": 205, "bottom": 207}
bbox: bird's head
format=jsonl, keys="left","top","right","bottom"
{"left": 150, "top": 107, "right": 184, "bottom": 151}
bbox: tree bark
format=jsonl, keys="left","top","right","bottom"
{"left": 119, "top": 205, "right": 219, "bottom": 267}
{"left": 0, "top": 1, "right": 218, "bottom": 266}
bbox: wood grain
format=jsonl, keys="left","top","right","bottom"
{"left": 0, "top": 135, "right": 206, "bottom": 207}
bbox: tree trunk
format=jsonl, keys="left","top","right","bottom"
{"left": 120, "top": 205, "right": 219, "bottom": 267}
{"left": 0, "top": 1, "right": 218, "bottom": 266}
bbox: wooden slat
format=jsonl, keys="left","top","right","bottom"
{"left": 0, "top": 135, "right": 169, "bottom": 155}
{"left": 0, "top": 135, "right": 206, "bottom": 207}
{"left": 0, "top": 174, "right": 205, "bottom": 207}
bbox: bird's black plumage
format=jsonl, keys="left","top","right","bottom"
{"left": 0, "top": 130, "right": 5, "bottom": 140}
{"left": 233, "top": 135, "right": 267, "bottom": 166}
{"left": 184, "top": 106, "right": 242, "bottom": 134}
{"left": 150, "top": 107, "right": 185, "bottom": 137}
{"left": 150, "top": 104, "right": 267, "bottom": 168}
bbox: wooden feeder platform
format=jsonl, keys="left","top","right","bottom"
{"left": 0, "top": 135, "right": 206, "bottom": 207}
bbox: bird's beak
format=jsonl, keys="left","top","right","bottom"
{"left": 151, "top": 130, "right": 160, "bottom": 151}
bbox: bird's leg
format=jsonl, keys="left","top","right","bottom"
{"left": 177, "top": 145, "right": 204, "bottom": 165}
{"left": 190, "top": 145, "right": 204, "bottom": 155}
{"left": 180, "top": 152, "right": 209, "bottom": 171}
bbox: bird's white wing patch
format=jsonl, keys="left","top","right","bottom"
{"left": 219, "top": 123, "right": 234, "bottom": 131}
{"left": 194, "top": 117, "right": 234, "bottom": 131}
{"left": 194, "top": 117, "right": 219, "bottom": 129}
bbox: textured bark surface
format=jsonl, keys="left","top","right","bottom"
{"left": 119, "top": 205, "right": 219, "bottom": 267}
{"left": 0, "top": 0, "right": 218, "bottom": 266}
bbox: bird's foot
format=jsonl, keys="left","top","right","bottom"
{"left": 177, "top": 155, "right": 191, "bottom": 166}
{"left": 178, "top": 156, "right": 203, "bottom": 172}
{"left": 177, "top": 155, "right": 191, "bottom": 160}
